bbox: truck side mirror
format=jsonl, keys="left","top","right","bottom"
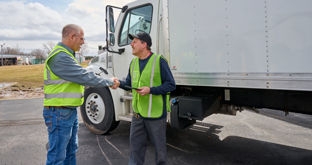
{"left": 109, "top": 33, "right": 115, "bottom": 46}
{"left": 108, "top": 7, "right": 115, "bottom": 33}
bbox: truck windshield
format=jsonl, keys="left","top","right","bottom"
{"left": 119, "top": 4, "right": 153, "bottom": 46}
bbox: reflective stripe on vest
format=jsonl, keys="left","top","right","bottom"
{"left": 147, "top": 54, "right": 158, "bottom": 116}
{"left": 44, "top": 79, "right": 68, "bottom": 85}
{"left": 45, "top": 93, "right": 83, "bottom": 99}
{"left": 43, "top": 45, "right": 84, "bottom": 106}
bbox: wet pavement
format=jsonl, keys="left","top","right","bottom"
{"left": 0, "top": 98, "right": 311, "bottom": 165}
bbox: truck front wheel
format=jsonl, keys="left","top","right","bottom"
{"left": 80, "top": 87, "right": 119, "bottom": 135}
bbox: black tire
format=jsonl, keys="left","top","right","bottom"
{"left": 170, "top": 99, "right": 195, "bottom": 129}
{"left": 80, "top": 87, "right": 119, "bottom": 135}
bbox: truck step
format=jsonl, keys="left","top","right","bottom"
{"left": 120, "top": 95, "right": 133, "bottom": 102}
{"left": 118, "top": 114, "right": 133, "bottom": 122}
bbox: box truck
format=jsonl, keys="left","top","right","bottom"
{"left": 80, "top": 0, "right": 312, "bottom": 134}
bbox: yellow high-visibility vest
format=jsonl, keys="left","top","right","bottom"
{"left": 130, "top": 54, "right": 170, "bottom": 118}
{"left": 43, "top": 45, "right": 84, "bottom": 106}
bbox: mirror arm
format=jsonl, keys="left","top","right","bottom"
{"left": 107, "top": 48, "right": 125, "bottom": 55}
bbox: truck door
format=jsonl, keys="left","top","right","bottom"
{"left": 110, "top": 3, "right": 154, "bottom": 79}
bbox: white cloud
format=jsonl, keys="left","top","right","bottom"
{"left": 0, "top": 1, "right": 62, "bottom": 40}
{"left": 0, "top": 0, "right": 134, "bottom": 54}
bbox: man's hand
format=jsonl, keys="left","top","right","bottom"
{"left": 136, "top": 86, "right": 150, "bottom": 96}
{"left": 110, "top": 77, "right": 120, "bottom": 89}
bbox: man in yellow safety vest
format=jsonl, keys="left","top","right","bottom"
{"left": 116, "top": 32, "right": 176, "bottom": 165}
{"left": 43, "top": 24, "right": 118, "bottom": 165}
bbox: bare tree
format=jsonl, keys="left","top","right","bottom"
{"left": 2, "top": 47, "right": 23, "bottom": 55}
{"left": 43, "top": 41, "right": 56, "bottom": 54}
{"left": 31, "top": 49, "right": 47, "bottom": 64}
{"left": 79, "top": 43, "right": 89, "bottom": 56}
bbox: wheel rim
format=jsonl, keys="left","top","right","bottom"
{"left": 85, "top": 93, "right": 105, "bottom": 124}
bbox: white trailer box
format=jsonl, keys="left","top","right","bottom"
{"left": 168, "top": 0, "right": 312, "bottom": 91}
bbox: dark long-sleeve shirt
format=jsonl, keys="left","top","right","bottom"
{"left": 47, "top": 43, "right": 113, "bottom": 87}
{"left": 119, "top": 53, "right": 176, "bottom": 94}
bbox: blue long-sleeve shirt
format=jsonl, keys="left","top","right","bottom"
{"left": 47, "top": 43, "right": 113, "bottom": 87}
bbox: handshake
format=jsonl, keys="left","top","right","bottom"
{"left": 109, "top": 77, "right": 120, "bottom": 89}
{"left": 108, "top": 77, "right": 150, "bottom": 96}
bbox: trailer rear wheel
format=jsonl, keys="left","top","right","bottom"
{"left": 80, "top": 87, "right": 119, "bottom": 135}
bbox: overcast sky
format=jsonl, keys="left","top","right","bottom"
{"left": 0, "top": 0, "right": 134, "bottom": 55}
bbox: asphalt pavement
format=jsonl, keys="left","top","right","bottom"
{"left": 0, "top": 98, "right": 311, "bottom": 165}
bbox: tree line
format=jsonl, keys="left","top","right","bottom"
{"left": 1, "top": 41, "right": 89, "bottom": 61}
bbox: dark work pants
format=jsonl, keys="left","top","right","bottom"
{"left": 128, "top": 116, "right": 167, "bottom": 165}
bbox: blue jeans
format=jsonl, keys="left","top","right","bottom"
{"left": 129, "top": 116, "right": 167, "bottom": 165}
{"left": 43, "top": 107, "right": 79, "bottom": 165}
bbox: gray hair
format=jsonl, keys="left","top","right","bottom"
{"left": 62, "top": 24, "right": 81, "bottom": 38}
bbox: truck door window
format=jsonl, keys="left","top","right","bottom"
{"left": 119, "top": 5, "right": 153, "bottom": 46}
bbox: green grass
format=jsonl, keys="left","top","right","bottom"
{"left": 0, "top": 61, "right": 89, "bottom": 90}
{"left": 0, "top": 64, "right": 44, "bottom": 90}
